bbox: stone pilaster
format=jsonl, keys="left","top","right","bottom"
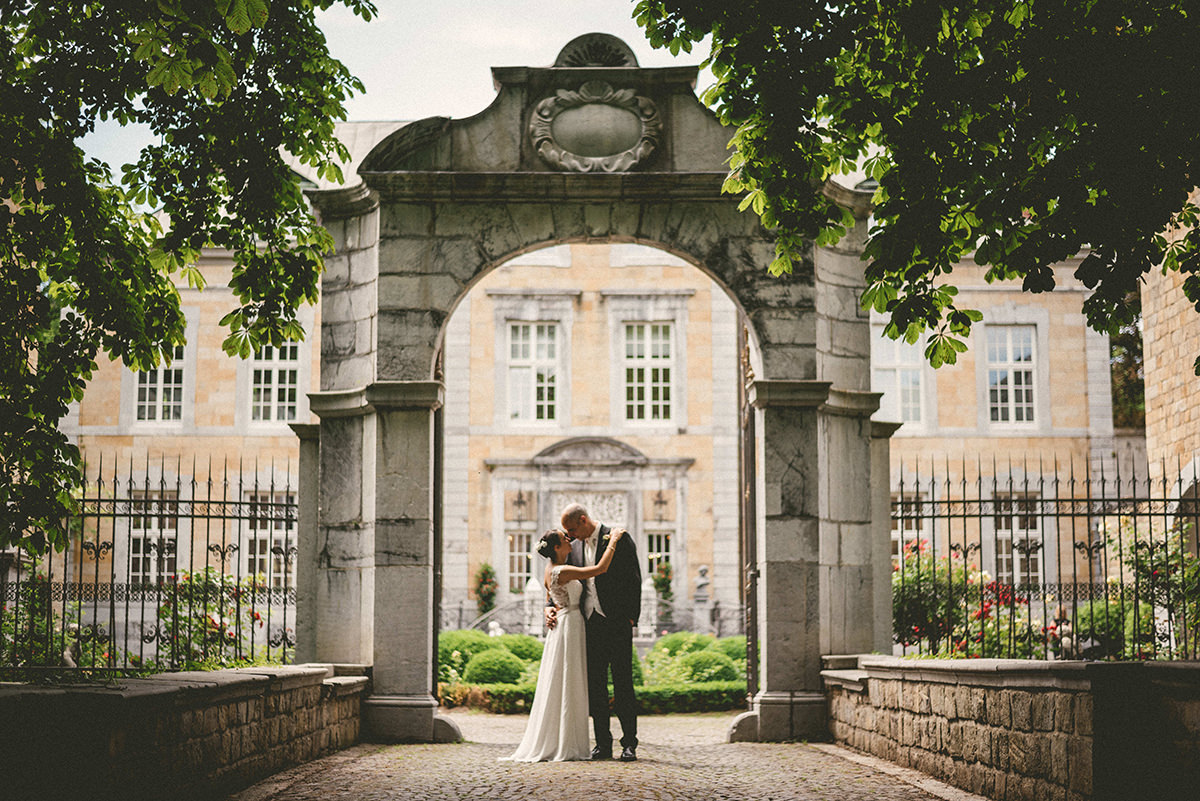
{"left": 361, "top": 381, "right": 444, "bottom": 742}
{"left": 290, "top": 423, "right": 320, "bottom": 664}
{"left": 871, "top": 420, "right": 902, "bottom": 654}
{"left": 748, "top": 379, "right": 831, "bottom": 741}
{"left": 308, "top": 389, "right": 375, "bottom": 667}
{"left": 308, "top": 382, "right": 461, "bottom": 743}
{"left": 818, "top": 389, "right": 884, "bottom": 656}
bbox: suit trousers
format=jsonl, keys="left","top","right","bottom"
{"left": 584, "top": 610, "right": 638, "bottom": 750}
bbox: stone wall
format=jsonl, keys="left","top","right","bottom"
{"left": 4, "top": 663, "right": 368, "bottom": 801}
{"left": 823, "top": 656, "right": 1200, "bottom": 801}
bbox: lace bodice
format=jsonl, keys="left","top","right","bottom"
{"left": 548, "top": 565, "right": 582, "bottom": 609}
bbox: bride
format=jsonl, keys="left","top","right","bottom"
{"left": 502, "top": 527, "right": 623, "bottom": 762}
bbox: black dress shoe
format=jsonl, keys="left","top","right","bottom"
{"left": 619, "top": 746, "right": 637, "bottom": 762}
{"left": 590, "top": 746, "right": 612, "bottom": 760}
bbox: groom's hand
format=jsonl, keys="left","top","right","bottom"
{"left": 544, "top": 606, "right": 558, "bottom": 630}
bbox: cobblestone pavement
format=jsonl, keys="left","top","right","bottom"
{"left": 229, "top": 710, "right": 983, "bottom": 801}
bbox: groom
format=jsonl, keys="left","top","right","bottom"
{"left": 559, "top": 503, "right": 641, "bottom": 761}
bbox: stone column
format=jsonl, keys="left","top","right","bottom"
{"left": 363, "top": 380, "right": 442, "bottom": 741}
{"left": 290, "top": 423, "right": 320, "bottom": 664}
{"left": 818, "top": 390, "right": 884, "bottom": 656}
{"left": 748, "top": 379, "right": 831, "bottom": 741}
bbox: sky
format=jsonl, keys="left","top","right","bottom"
{"left": 82, "top": 0, "right": 712, "bottom": 170}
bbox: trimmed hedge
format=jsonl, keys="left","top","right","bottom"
{"left": 678, "top": 649, "right": 739, "bottom": 682}
{"left": 714, "top": 635, "right": 747, "bottom": 662}
{"left": 635, "top": 681, "right": 747, "bottom": 714}
{"left": 438, "top": 629, "right": 506, "bottom": 681}
{"left": 463, "top": 648, "right": 525, "bottom": 684}
{"left": 437, "top": 679, "right": 747, "bottom": 715}
{"left": 651, "top": 631, "right": 717, "bottom": 657}
{"left": 496, "top": 633, "right": 544, "bottom": 662}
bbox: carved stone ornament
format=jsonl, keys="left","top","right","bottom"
{"left": 530, "top": 81, "right": 662, "bottom": 173}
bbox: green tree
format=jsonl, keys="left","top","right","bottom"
{"left": 636, "top": 1, "right": 1200, "bottom": 368}
{"left": 1110, "top": 290, "right": 1145, "bottom": 429}
{"left": 1, "top": 0, "right": 375, "bottom": 553}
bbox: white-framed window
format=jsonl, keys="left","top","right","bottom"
{"left": 251, "top": 344, "right": 299, "bottom": 423}
{"left": 130, "top": 490, "right": 178, "bottom": 584}
{"left": 506, "top": 530, "right": 534, "bottom": 593}
{"left": 136, "top": 345, "right": 185, "bottom": 422}
{"left": 623, "top": 322, "right": 673, "bottom": 422}
{"left": 986, "top": 326, "right": 1036, "bottom": 424}
{"left": 487, "top": 290, "right": 578, "bottom": 429}
{"left": 646, "top": 530, "right": 673, "bottom": 577}
{"left": 872, "top": 331, "right": 925, "bottom": 424}
{"left": 994, "top": 492, "right": 1042, "bottom": 585}
{"left": 508, "top": 323, "right": 558, "bottom": 422}
{"left": 245, "top": 491, "right": 296, "bottom": 589}
{"left": 891, "top": 491, "right": 929, "bottom": 566}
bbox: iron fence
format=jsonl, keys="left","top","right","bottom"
{"left": 892, "top": 454, "right": 1200, "bottom": 661}
{"left": 1, "top": 455, "right": 298, "bottom": 678}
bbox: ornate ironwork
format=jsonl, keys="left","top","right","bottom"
{"left": 207, "top": 542, "right": 238, "bottom": 565}
{"left": 81, "top": 541, "right": 113, "bottom": 560}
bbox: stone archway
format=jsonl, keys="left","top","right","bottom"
{"left": 297, "top": 33, "right": 892, "bottom": 744}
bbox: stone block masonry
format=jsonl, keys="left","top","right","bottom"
{"left": 822, "top": 656, "right": 1200, "bottom": 801}
{"left": 3, "top": 663, "right": 369, "bottom": 801}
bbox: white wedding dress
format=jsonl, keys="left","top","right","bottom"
{"left": 501, "top": 565, "right": 590, "bottom": 761}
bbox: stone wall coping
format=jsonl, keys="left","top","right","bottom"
{"left": 228, "top": 664, "right": 332, "bottom": 692}
{"left": 857, "top": 655, "right": 1092, "bottom": 690}
{"left": 324, "top": 675, "right": 371, "bottom": 697}
{"left": 0, "top": 664, "right": 369, "bottom": 707}
{"left": 821, "top": 654, "right": 862, "bottom": 670}
{"left": 820, "top": 669, "right": 869, "bottom": 693}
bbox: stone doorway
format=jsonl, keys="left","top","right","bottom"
{"left": 297, "top": 33, "right": 891, "bottom": 744}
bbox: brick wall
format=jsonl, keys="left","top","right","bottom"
{"left": 823, "top": 656, "right": 1200, "bottom": 801}
{"left": 4, "top": 663, "right": 368, "bottom": 801}
{"left": 1142, "top": 188, "right": 1200, "bottom": 486}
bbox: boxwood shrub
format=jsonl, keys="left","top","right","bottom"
{"left": 714, "top": 635, "right": 747, "bottom": 662}
{"left": 463, "top": 648, "right": 525, "bottom": 684}
{"left": 496, "top": 633, "right": 544, "bottom": 662}
{"left": 651, "top": 631, "right": 716, "bottom": 657}
{"left": 678, "top": 649, "right": 739, "bottom": 682}
{"left": 438, "top": 629, "right": 506, "bottom": 682}
{"left": 635, "top": 681, "right": 747, "bottom": 714}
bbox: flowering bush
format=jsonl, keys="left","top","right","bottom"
{"left": 652, "top": 561, "right": 674, "bottom": 601}
{"left": 892, "top": 540, "right": 979, "bottom": 651}
{"left": 1, "top": 572, "right": 123, "bottom": 676}
{"left": 1119, "top": 530, "right": 1200, "bottom": 658}
{"left": 941, "top": 580, "right": 1049, "bottom": 659}
{"left": 153, "top": 566, "right": 278, "bottom": 670}
{"left": 474, "top": 562, "right": 498, "bottom": 614}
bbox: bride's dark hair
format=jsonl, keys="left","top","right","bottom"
{"left": 536, "top": 529, "right": 564, "bottom": 560}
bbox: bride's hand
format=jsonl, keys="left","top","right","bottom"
{"left": 610, "top": 529, "right": 626, "bottom": 543}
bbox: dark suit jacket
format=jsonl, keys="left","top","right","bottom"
{"left": 569, "top": 523, "right": 642, "bottom": 624}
